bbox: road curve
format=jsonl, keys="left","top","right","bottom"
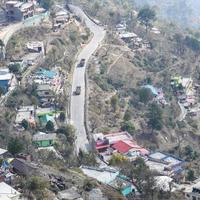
{"left": 69, "top": 5, "right": 106, "bottom": 152}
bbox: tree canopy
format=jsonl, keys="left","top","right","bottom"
{"left": 8, "top": 138, "right": 24, "bottom": 156}
{"left": 137, "top": 7, "right": 156, "bottom": 32}
{"left": 147, "top": 103, "right": 163, "bottom": 132}
{"left": 138, "top": 88, "right": 153, "bottom": 104}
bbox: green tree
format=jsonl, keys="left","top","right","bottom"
{"left": 6, "top": 96, "right": 18, "bottom": 108}
{"left": 137, "top": 7, "right": 156, "bottom": 32}
{"left": 45, "top": 121, "right": 54, "bottom": 132}
{"left": 121, "top": 158, "right": 155, "bottom": 199}
{"left": 8, "top": 63, "right": 20, "bottom": 74}
{"left": 27, "top": 176, "right": 48, "bottom": 191}
{"left": 59, "top": 112, "right": 66, "bottom": 122}
{"left": 138, "top": 88, "right": 153, "bottom": 104}
{"left": 187, "top": 169, "right": 195, "bottom": 181}
{"left": 110, "top": 94, "right": 119, "bottom": 112}
{"left": 26, "top": 176, "right": 49, "bottom": 199}
{"left": 184, "top": 36, "right": 200, "bottom": 53}
{"left": 124, "top": 109, "right": 132, "bottom": 121}
{"left": 109, "top": 153, "right": 128, "bottom": 166}
{"left": 21, "top": 119, "right": 29, "bottom": 130}
{"left": 121, "top": 120, "right": 135, "bottom": 134}
{"left": 78, "top": 150, "right": 97, "bottom": 166}
{"left": 39, "top": 0, "right": 54, "bottom": 10}
{"left": 147, "top": 103, "right": 163, "bottom": 133}
{"left": 8, "top": 138, "right": 24, "bottom": 156}
{"left": 57, "top": 125, "right": 75, "bottom": 143}
{"left": 184, "top": 145, "right": 193, "bottom": 157}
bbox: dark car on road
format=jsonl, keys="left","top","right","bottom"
{"left": 74, "top": 86, "right": 81, "bottom": 95}
{"left": 77, "top": 59, "right": 85, "bottom": 67}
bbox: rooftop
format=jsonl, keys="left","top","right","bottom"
{"left": 81, "top": 166, "right": 119, "bottom": 184}
{"left": 94, "top": 131, "right": 132, "bottom": 145}
{"left": 0, "top": 182, "right": 20, "bottom": 200}
{"left": 119, "top": 32, "right": 138, "bottom": 39}
{"left": 15, "top": 106, "right": 35, "bottom": 124}
{"left": 33, "top": 132, "right": 57, "bottom": 141}
{"left": 0, "top": 148, "right": 8, "bottom": 155}
{"left": 0, "top": 68, "right": 12, "bottom": 81}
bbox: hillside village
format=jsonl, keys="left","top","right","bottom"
{"left": 0, "top": 0, "right": 199, "bottom": 200}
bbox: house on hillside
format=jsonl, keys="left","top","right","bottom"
{"left": 36, "top": 84, "right": 55, "bottom": 107}
{"left": 11, "top": 158, "right": 38, "bottom": 176}
{"left": 15, "top": 106, "right": 36, "bottom": 128}
{"left": 93, "top": 132, "right": 149, "bottom": 163}
{"left": 33, "top": 132, "right": 56, "bottom": 148}
{"left": 185, "top": 179, "right": 200, "bottom": 200}
{"left": 81, "top": 166, "right": 137, "bottom": 197}
{"left": 0, "top": 68, "right": 13, "bottom": 93}
{"left": 0, "top": 182, "right": 21, "bottom": 200}
{"left": 22, "top": 52, "right": 43, "bottom": 66}
{"left": 27, "top": 41, "right": 44, "bottom": 55}
{"left": 146, "top": 152, "right": 185, "bottom": 179}
{"left": 6, "top": 0, "right": 35, "bottom": 21}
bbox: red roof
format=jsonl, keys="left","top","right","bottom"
{"left": 112, "top": 140, "right": 149, "bottom": 155}
{"left": 96, "top": 144, "right": 110, "bottom": 150}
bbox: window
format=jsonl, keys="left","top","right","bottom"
{"left": 192, "top": 196, "right": 197, "bottom": 200}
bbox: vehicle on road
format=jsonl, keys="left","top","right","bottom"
{"left": 77, "top": 59, "right": 85, "bottom": 67}
{"left": 74, "top": 86, "right": 81, "bottom": 95}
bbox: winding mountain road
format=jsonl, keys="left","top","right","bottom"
{"left": 69, "top": 5, "right": 106, "bottom": 152}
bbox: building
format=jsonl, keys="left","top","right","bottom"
{"left": 112, "top": 140, "right": 149, "bottom": 157}
{"left": 0, "top": 182, "right": 20, "bottom": 200}
{"left": 146, "top": 152, "right": 185, "bottom": 178}
{"left": 15, "top": 106, "right": 36, "bottom": 127}
{"left": 37, "top": 84, "right": 55, "bottom": 107}
{"left": 93, "top": 132, "right": 149, "bottom": 163}
{"left": 37, "top": 84, "right": 54, "bottom": 100}
{"left": 185, "top": 179, "right": 200, "bottom": 200}
{"left": 22, "top": 52, "right": 43, "bottom": 66}
{"left": 109, "top": 176, "right": 136, "bottom": 197}
{"left": 11, "top": 158, "right": 38, "bottom": 176}
{"left": 6, "top": 0, "right": 35, "bottom": 21}
{"left": 33, "top": 132, "right": 57, "bottom": 148}
{"left": 0, "top": 68, "right": 13, "bottom": 93}
{"left": 27, "top": 41, "right": 44, "bottom": 55}
{"left": 0, "top": 148, "right": 8, "bottom": 158}
{"left": 119, "top": 32, "right": 138, "bottom": 42}
{"left": 81, "top": 166, "right": 137, "bottom": 197}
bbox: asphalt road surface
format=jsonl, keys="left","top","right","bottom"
{"left": 69, "top": 5, "right": 106, "bottom": 152}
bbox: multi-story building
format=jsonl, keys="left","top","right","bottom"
{"left": 6, "top": 0, "right": 35, "bottom": 21}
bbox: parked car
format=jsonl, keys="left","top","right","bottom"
{"left": 77, "top": 59, "right": 85, "bottom": 67}
{"left": 74, "top": 86, "right": 81, "bottom": 95}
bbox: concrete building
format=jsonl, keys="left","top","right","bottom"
{"left": 0, "top": 182, "right": 20, "bottom": 200}
{"left": 6, "top": 1, "right": 35, "bottom": 21}
{"left": 185, "top": 180, "right": 200, "bottom": 200}
{"left": 0, "top": 68, "right": 13, "bottom": 93}
{"left": 15, "top": 105, "right": 36, "bottom": 127}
